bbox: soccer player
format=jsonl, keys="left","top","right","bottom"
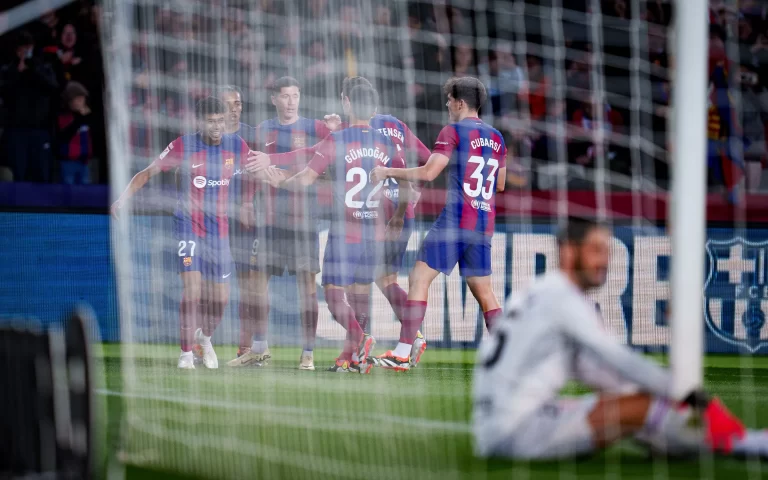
{"left": 473, "top": 218, "right": 768, "bottom": 460}
{"left": 267, "top": 75, "right": 432, "bottom": 366}
{"left": 110, "top": 97, "right": 269, "bottom": 369}
{"left": 227, "top": 76, "right": 332, "bottom": 371}
{"left": 262, "top": 84, "right": 408, "bottom": 373}
{"left": 369, "top": 76, "right": 506, "bottom": 370}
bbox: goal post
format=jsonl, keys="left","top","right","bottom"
{"left": 669, "top": 0, "right": 709, "bottom": 400}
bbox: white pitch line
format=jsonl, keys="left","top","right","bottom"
{"left": 95, "top": 388, "right": 471, "bottom": 433}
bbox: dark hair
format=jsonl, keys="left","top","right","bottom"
{"left": 195, "top": 96, "right": 227, "bottom": 119}
{"left": 341, "top": 76, "right": 372, "bottom": 97}
{"left": 270, "top": 76, "right": 300, "bottom": 95}
{"left": 217, "top": 85, "right": 243, "bottom": 99}
{"left": 347, "top": 84, "right": 378, "bottom": 120}
{"left": 557, "top": 217, "right": 606, "bottom": 247}
{"left": 442, "top": 76, "right": 487, "bottom": 110}
{"left": 15, "top": 30, "right": 34, "bottom": 48}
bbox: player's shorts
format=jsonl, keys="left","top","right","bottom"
{"left": 321, "top": 236, "right": 383, "bottom": 287}
{"left": 474, "top": 395, "right": 597, "bottom": 460}
{"left": 417, "top": 226, "right": 492, "bottom": 277}
{"left": 378, "top": 217, "right": 415, "bottom": 277}
{"left": 229, "top": 221, "right": 255, "bottom": 274}
{"left": 250, "top": 225, "right": 320, "bottom": 276}
{"left": 174, "top": 222, "right": 233, "bottom": 283}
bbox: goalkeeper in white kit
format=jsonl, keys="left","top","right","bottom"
{"left": 473, "top": 218, "right": 768, "bottom": 460}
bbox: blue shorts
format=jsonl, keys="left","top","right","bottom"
{"left": 321, "top": 236, "right": 382, "bottom": 287}
{"left": 380, "top": 217, "right": 415, "bottom": 276}
{"left": 416, "top": 226, "right": 492, "bottom": 277}
{"left": 175, "top": 222, "right": 233, "bottom": 283}
{"left": 250, "top": 225, "right": 320, "bottom": 276}
{"left": 229, "top": 221, "right": 255, "bottom": 274}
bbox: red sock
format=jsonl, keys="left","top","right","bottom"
{"left": 399, "top": 300, "right": 427, "bottom": 344}
{"left": 382, "top": 283, "right": 407, "bottom": 323}
{"left": 349, "top": 292, "right": 371, "bottom": 333}
{"left": 301, "top": 293, "right": 319, "bottom": 351}
{"left": 252, "top": 294, "right": 269, "bottom": 343}
{"left": 339, "top": 331, "right": 356, "bottom": 361}
{"left": 179, "top": 294, "right": 199, "bottom": 352}
{"left": 483, "top": 308, "right": 502, "bottom": 331}
{"left": 202, "top": 299, "right": 227, "bottom": 337}
{"left": 325, "top": 287, "right": 364, "bottom": 345}
{"left": 238, "top": 297, "right": 255, "bottom": 349}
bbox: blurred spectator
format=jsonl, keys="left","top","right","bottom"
{"left": 739, "top": 65, "right": 768, "bottom": 191}
{"left": 524, "top": 55, "right": 551, "bottom": 123}
{"left": 452, "top": 41, "right": 477, "bottom": 77}
{"left": 57, "top": 81, "right": 93, "bottom": 184}
{"left": 55, "top": 23, "right": 85, "bottom": 85}
{"left": 0, "top": 30, "right": 58, "bottom": 183}
{"left": 568, "top": 97, "right": 625, "bottom": 170}
{"left": 479, "top": 47, "right": 526, "bottom": 121}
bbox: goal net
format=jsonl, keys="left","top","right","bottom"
{"left": 101, "top": 0, "right": 761, "bottom": 477}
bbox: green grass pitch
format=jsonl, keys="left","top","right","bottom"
{"left": 94, "top": 345, "right": 768, "bottom": 479}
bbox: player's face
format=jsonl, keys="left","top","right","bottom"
{"left": 341, "top": 93, "right": 351, "bottom": 116}
{"left": 272, "top": 86, "right": 300, "bottom": 120}
{"left": 574, "top": 228, "right": 611, "bottom": 289}
{"left": 220, "top": 91, "right": 242, "bottom": 126}
{"left": 201, "top": 113, "right": 226, "bottom": 144}
{"left": 446, "top": 94, "right": 463, "bottom": 122}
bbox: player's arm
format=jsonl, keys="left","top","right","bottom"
{"left": 371, "top": 152, "right": 449, "bottom": 183}
{"left": 111, "top": 141, "right": 178, "bottom": 218}
{"left": 556, "top": 296, "right": 674, "bottom": 399}
{"left": 278, "top": 166, "right": 319, "bottom": 191}
{"left": 275, "top": 136, "right": 332, "bottom": 191}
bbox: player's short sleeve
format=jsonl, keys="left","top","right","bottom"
{"left": 390, "top": 145, "right": 406, "bottom": 170}
{"left": 432, "top": 125, "right": 459, "bottom": 158}
{"left": 307, "top": 136, "right": 335, "bottom": 175}
{"left": 152, "top": 137, "right": 183, "bottom": 171}
{"left": 238, "top": 137, "right": 251, "bottom": 166}
{"left": 402, "top": 121, "right": 432, "bottom": 165}
{"left": 497, "top": 134, "right": 508, "bottom": 169}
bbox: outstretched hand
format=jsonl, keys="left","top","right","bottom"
{"left": 370, "top": 166, "right": 389, "bottom": 184}
{"left": 385, "top": 215, "right": 404, "bottom": 241}
{"left": 324, "top": 113, "right": 342, "bottom": 131}
{"left": 246, "top": 150, "right": 270, "bottom": 174}
{"left": 110, "top": 200, "right": 123, "bottom": 219}
{"left": 261, "top": 166, "right": 287, "bottom": 188}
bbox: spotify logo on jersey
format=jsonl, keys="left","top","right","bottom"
{"left": 193, "top": 176, "right": 207, "bottom": 188}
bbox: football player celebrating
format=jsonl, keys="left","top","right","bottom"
{"left": 369, "top": 76, "right": 506, "bottom": 370}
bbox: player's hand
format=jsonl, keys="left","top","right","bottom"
{"left": 110, "top": 199, "right": 123, "bottom": 219}
{"left": 386, "top": 215, "right": 404, "bottom": 241}
{"left": 324, "top": 113, "right": 342, "bottom": 131}
{"left": 262, "top": 166, "right": 286, "bottom": 188}
{"left": 240, "top": 201, "right": 255, "bottom": 228}
{"left": 246, "top": 151, "right": 270, "bottom": 174}
{"left": 370, "top": 166, "right": 389, "bottom": 184}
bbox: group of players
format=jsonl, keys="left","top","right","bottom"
{"left": 111, "top": 74, "right": 507, "bottom": 374}
{"left": 111, "top": 71, "right": 768, "bottom": 462}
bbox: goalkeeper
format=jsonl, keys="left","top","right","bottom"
{"left": 473, "top": 218, "right": 768, "bottom": 460}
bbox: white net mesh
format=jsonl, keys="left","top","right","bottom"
{"left": 100, "top": 0, "right": 768, "bottom": 478}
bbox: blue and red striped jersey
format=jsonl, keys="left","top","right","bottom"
{"left": 228, "top": 122, "right": 259, "bottom": 229}
{"left": 308, "top": 125, "right": 406, "bottom": 244}
{"left": 256, "top": 116, "right": 332, "bottom": 228}
{"left": 153, "top": 133, "right": 251, "bottom": 239}
{"left": 432, "top": 117, "right": 507, "bottom": 236}
{"left": 368, "top": 114, "right": 431, "bottom": 220}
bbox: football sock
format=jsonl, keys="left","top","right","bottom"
{"left": 325, "top": 287, "right": 364, "bottom": 345}
{"left": 352, "top": 352, "right": 360, "bottom": 363}
{"left": 199, "top": 333, "right": 212, "bottom": 347}
{"left": 301, "top": 349, "right": 313, "bottom": 357}
{"left": 349, "top": 292, "right": 371, "bottom": 332}
{"left": 301, "top": 292, "right": 319, "bottom": 351}
{"left": 252, "top": 294, "right": 270, "bottom": 349}
{"left": 731, "top": 430, "right": 768, "bottom": 457}
{"left": 339, "top": 335, "right": 355, "bottom": 362}
{"left": 238, "top": 297, "right": 255, "bottom": 349}
{"left": 393, "top": 342, "right": 412, "bottom": 358}
{"left": 382, "top": 283, "right": 407, "bottom": 323}
{"left": 399, "top": 300, "right": 427, "bottom": 344}
{"left": 483, "top": 308, "right": 503, "bottom": 331}
{"left": 635, "top": 398, "right": 704, "bottom": 456}
{"left": 179, "top": 293, "right": 199, "bottom": 352}
{"left": 251, "top": 340, "right": 268, "bottom": 354}
{"left": 202, "top": 299, "right": 227, "bottom": 337}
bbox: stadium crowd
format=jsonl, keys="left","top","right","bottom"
{"left": 0, "top": 0, "right": 767, "bottom": 194}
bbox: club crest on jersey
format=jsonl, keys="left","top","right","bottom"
{"left": 293, "top": 134, "right": 306, "bottom": 148}
{"left": 225, "top": 157, "right": 234, "bottom": 167}
{"left": 193, "top": 176, "right": 207, "bottom": 188}
{"left": 704, "top": 237, "right": 768, "bottom": 353}
{"left": 183, "top": 256, "right": 192, "bottom": 267}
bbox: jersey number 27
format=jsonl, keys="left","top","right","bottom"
{"left": 463, "top": 155, "right": 499, "bottom": 201}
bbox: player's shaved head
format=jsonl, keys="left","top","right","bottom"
{"left": 347, "top": 84, "right": 378, "bottom": 120}
{"left": 558, "top": 217, "right": 610, "bottom": 290}
{"left": 341, "top": 76, "right": 372, "bottom": 97}
{"left": 217, "top": 85, "right": 242, "bottom": 99}
{"left": 195, "top": 96, "right": 227, "bottom": 119}
{"left": 443, "top": 76, "right": 487, "bottom": 111}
